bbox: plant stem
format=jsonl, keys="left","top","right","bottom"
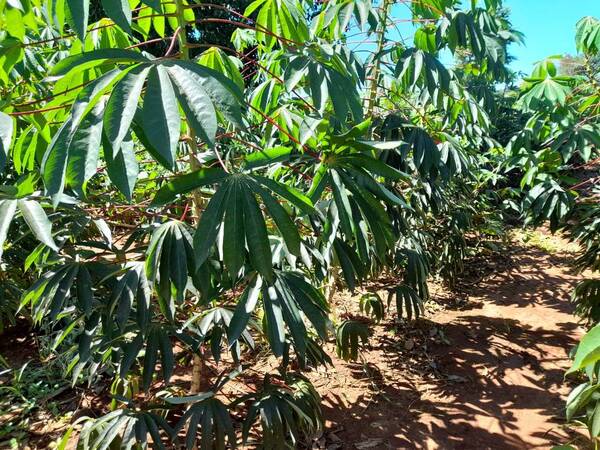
{"left": 364, "top": 0, "right": 391, "bottom": 120}
{"left": 173, "top": 0, "right": 208, "bottom": 399}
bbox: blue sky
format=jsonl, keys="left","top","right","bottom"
{"left": 504, "top": 0, "right": 600, "bottom": 75}
{"left": 346, "top": 1, "right": 600, "bottom": 77}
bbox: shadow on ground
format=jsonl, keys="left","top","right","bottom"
{"left": 318, "top": 245, "right": 586, "bottom": 449}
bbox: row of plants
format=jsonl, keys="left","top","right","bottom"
{"left": 1, "top": 0, "right": 597, "bottom": 447}
{"left": 501, "top": 16, "right": 600, "bottom": 448}
{"left": 0, "top": 0, "right": 521, "bottom": 446}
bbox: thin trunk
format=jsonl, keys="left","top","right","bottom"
{"left": 364, "top": 0, "right": 391, "bottom": 121}
{"left": 173, "top": 0, "right": 207, "bottom": 397}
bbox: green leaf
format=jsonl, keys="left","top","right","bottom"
{"left": 170, "top": 61, "right": 242, "bottom": 119}
{"left": 17, "top": 199, "right": 58, "bottom": 251}
{"left": 165, "top": 392, "right": 214, "bottom": 404}
{"left": 242, "top": 187, "right": 273, "bottom": 282}
{"left": 0, "top": 199, "right": 17, "bottom": 261}
{"left": 254, "top": 175, "right": 315, "bottom": 215}
{"left": 244, "top": 146, "right": 292, "bottom": 170}
{"left": 568, "top": 323, "right": 600, "bottom": 374}
{"left": 41, "top": 70, "right": 122, "bottom": 201}
{"left": 151, "top": 168, "right": 228, "bottom": 206}
{"left": 66, "top": 0, "right": 89, "bottom": 40}
{"left": 142, "top": 330, "right": 159, "bottom": 390}
{"left": 193, "top": 181, "right": 230, "bottom": 267}
{"left": 76, "top": 267, "right": 93, "bottom": 316}
{"left": 165, "top": 64, "right": 218, "bottom": 147}
{"left": 223, "top": 177, "right": 245, "bottom": 278}
{"left": 251, "top": 181, "right": 301, "bottom": 256}
{"left": 104, "top": 64, "right": 150, "bottom": 154}
{"left": 228, "top": 276, "right": 262, "bottom": 344}
{"left": 262, "top": 283, "right": 286, "bottom": 356}
{"left": 101, "top": 0, "right": 132, "bottom": 32}
{"left": 198, "top": 47, "right": 245, "bottom": 91}
{"left": 104, "top": 132, "right": 139, "bottom": 200}
{"left": 66, "top": 98, "right": 105, "bottom": 194}
{"left": 50, "top": 49, "right": 149, "bottom": 76}
{"left": 336, "top": 320, "right": 369, "bottom": 361}
{"left": 142, "top": 66, "right": 180, "bottom": 171}
{"left": 158, "top": 330, "right": 174, "bottom": 383}
{"left": 0, "top": 111, "right": 13, "bottom": 172}
{"left": 41, "top": 121, "right": 72, "bottom": 203}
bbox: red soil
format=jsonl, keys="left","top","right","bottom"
{"left": 313, "top": 242, "right": 586, "bottom": 449}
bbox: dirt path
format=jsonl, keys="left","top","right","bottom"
{"left": 314, "top": 239, "right": 586, "bottom": 449}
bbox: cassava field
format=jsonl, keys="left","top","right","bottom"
{"left": 0, "top": 0, "right": 599, "bottom": 449}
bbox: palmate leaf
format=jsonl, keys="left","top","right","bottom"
{"left": 42, "top": 55, "right": 243, "bottom": 200}
{"left": 332, "top": 239, "right": 367, "bottom": 292}
{"left": 192, "top": 174, "right": 273, "bottom": 281}
{"left": 240, "top": 375, "right": 322, "bottom": 449}
{"left": 184, "top": 306, "right": 255, "bottom": 362}
{"left": 414, "top": 26, "right": 438, "bottom": 53}
{"left": 266, "top": 271, "right": 330, "bottom": 357}
{"left": 403, "top": 127, "right": 441, "bottom": 177}
{"left": 246, "top": 0, "right": 309, "bottom": 48}
{"left": 74, "top": 408, "right": 174, "bottom": 450}
{"left": 388, "top": 284, "right": 424, "bottom": 321}
{"left": 164, "top": 172, "right": 313, "bottom": 282}
{"left": 198, "top": 47, "right": 245, "bottom": 91}
{"left": 141, "top": 326, "right": 175, "bottom": 389}
{"left": 395, "top": 48, "right": 451, "bottom": 96}
{"left": 81, "top": 312, "right": 175, "bottom": 390}
{"left": 519, "top": 77, "right": 572, "bottom": 111}
{"left": 283, "top": 48, "right": 363, "bottom": 121}
{"left": 439, "top": 9, "right": 486, "bottom": 58}
{"left": 21, "top": 262, "right": 82, "bottom": 322}
{"left": 227, "top": 272, "right": 329, "bottom": 358}
{"left": 522, "top": 180, "right": 574, "bottom": 231}
{"left": 321, "top": 165, "right": 397, "bottom": 262}
{"left": 576, "top": 16, "right": 600, "bottom": 54}
{"left": 109, "top": 263, "right": 150, "bottom": 331}
{"left": 335, "top": 320, "right": 369, "bottom": 361}
{"left": 145, "top": 221, "right": 195, "bottom": 316}
{"left": 396, "top": 247, "right": 430, "bottom": 300}
{"left": 173, "top": 396, "right": 237, "bottom": 450}
{"left": 359, "top": 292, "right": 385, "bottom": 322}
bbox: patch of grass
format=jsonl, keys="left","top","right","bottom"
{"left": 0, "top": 358, "right": 71, "bottom": 449}
{"left": 510, "top": 228, "right": 580, "bottom": 255}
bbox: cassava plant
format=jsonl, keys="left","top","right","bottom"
{"left": 0, "top": 0, "right": 522, "bottom": 447}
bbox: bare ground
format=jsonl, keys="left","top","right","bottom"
{"left": 312, "top": 235, "right": 587, "bottom": 449}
